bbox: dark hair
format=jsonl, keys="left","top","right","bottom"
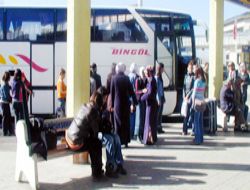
{"left": 60, "top": 68, "right": 66, "bottom": 75}
{"left": 156, "top": 63, "right": 164, "bottom": 77}
{"left": 195, "top": 66, "right": 205, "bottom": 81}
{"left": 91, "top": 63, "right": 97, "bottom": 69}
{"left": 97, "top": 86, "right": 109, "bottom": 97}
{"left": 14, "top": 69, "right": 22, "bottom": 81}
{"left": 2, "top": 71, "right": 10, "bottom": 82}
{"left": 90, "top": 89, "right": 104, "bottom": 109}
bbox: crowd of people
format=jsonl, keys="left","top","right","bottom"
{"left": 0, "top": 60, "right": 249, "bottom": 179}
{"left": 182, "top": 60, "right": 249, "bottom": 146}
{"left": 65, "top": 61, "right": 168, "bottom": 178}
{"left": 220, "top": 62, "right": 249, "bottom": 131}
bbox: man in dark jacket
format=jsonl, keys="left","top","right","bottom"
{"left": 220, "top": 80, "right": 235, "bottom": 115}
{"left": 110, "top": 62, "right": 138, "bottom": 147}
{"left": 220, "top": 79, "right": 245, "bottom": 131}
{"left": 91, "top": 63, "right": 102, "bottom": 89}
{"left": 66, "top": 99, "right": 103, "bottom": 179}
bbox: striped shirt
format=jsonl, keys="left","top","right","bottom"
{"left": 192, "top": 79, "right": 206, "bottom": 101}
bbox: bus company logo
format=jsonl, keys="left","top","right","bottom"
{"left": 112, "top": 48, "right": 151, "bottom": 56}
{"left": 0, "top": 54, "right": 47, "bottom": 72}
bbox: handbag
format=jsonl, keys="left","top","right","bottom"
{"left": 181, "top": 100, "right": 188, "bottom": 117}
{"left": 194, "top": 99, "right": 206, "bottom": 112}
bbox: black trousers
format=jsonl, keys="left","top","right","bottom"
{"left": 138, "top": 101, "right": 146, "bottom": 141}
{"left": 13, "top": 102, "right": 24, "bottom": 123}
{"left": 1, "top": 103, "right": 12, "bottom": 136}
{"left": 80, "top": 137, "right": 103, "bottom": 176}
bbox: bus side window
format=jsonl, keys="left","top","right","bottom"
{"left": 56, "top": 9, "right": 67, "bottom": 41}
{"left": 0, "top": 9, "right": 3, "bottom": 40}
{"left": 92, "top": 8, "right": 147, "bottom": 43}
{"left": 6, "top": 9, "right": 54, "bottom": 41}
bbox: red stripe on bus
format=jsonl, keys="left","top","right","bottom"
{"left": 16, "top": 54, "right": 48, "bottom": 72}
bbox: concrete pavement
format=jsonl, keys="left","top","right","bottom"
{"left": 1, "top": 122, "right": 250, "bottom": 190}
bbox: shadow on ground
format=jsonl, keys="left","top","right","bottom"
{"left": 39, "top": 156, "right": 206, "bottom": 190}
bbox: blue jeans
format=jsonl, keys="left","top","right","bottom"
{"left": 183, "top": 102, "right": 192, "bottom": 134}
{"left": 102, "top": 133, "right": 123, "bottom": 166}
{"left": 157, "top": 101, "right": 164, "bottom": 130}
{"left": 57, "top": 98, "right": 66, "bottom": 117}
{"left": 194, "top": 111, "right": 204, "bottom": 144}
{"left": 130, "top": 111, "right": 136, "bottom": 138}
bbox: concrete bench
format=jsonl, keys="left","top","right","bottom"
{"left": 15, "top": 120, "right": 106, "bottom": 190}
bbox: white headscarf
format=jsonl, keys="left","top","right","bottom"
{"left": 129, "top": 62, "right": 138, "bottom": 74}
{"left": 139, "top": 66, "right": 145, "bottom": 78}
{"left": 239, "top": 62, "right": 246, "bottom": 71}
{"left": 116, "top": 62, "right": 126, "bottom": 74}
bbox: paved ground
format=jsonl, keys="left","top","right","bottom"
{"left": 1, "top": 122, "right": 250, "bottom": 190}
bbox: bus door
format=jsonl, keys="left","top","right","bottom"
{"left": 174, "top": 35, "right": 194, "bottom": 112}
{"left": 30, "top": 42, "right": 55, "bottom": 116}
{"left": 155, "top": 31, "right": 177, "bottom": 115}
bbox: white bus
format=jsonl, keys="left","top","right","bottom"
{"left": 0, "top": 1, "right": 196, "bottom": 117}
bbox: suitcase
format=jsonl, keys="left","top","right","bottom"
{"left": 203, "top": 99, "right": 217, "bottom": 134}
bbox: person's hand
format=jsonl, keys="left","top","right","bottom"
{"left": 142, "top": 88, "right": 147, "bottom": 93}
{"left": 130, "top": 105, "right": 135, "bottom": 113}
{"left": 98, "top": 132, "right": 103, "bottom": 140}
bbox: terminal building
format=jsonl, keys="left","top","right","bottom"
{"left": 195, "top": 11, "right": 250, "bottom": 69}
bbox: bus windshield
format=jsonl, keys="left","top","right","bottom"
{"left": 136, "top": 9, "right": 195, "bottom": 112}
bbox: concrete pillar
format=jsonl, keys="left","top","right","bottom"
{"left": 209, "top": 0, "right": 224, "bottom": 99}
{"left": 67, "top": 0, "right": 90, "bottom": 117}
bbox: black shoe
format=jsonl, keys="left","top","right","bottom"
{"left": 105, "top": 170, "right": 119, "bottom": 178}
{"left": 234, "top": 127, "right": 241, "bottom": 132}
{"left": 116, "top": 164, "right": 127, "bottom": 175}
{"left": 105, "top": 163, "right": 118, "bottom": 178}
{"left": 157, "top": 129, "right": 165, "bottom": 134}
{"left": 92, "top": 168, "right": 104, "bottom": 180}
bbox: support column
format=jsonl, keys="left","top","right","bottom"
{"left": 209, "top": 0, "right": 224, "bottom": 99}
{"left": 67, "top": 0, "right": 90, "bottom": 117}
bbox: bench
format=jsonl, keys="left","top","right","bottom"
{"left": 15, "top": 120, "right": 107, "bottom": 190}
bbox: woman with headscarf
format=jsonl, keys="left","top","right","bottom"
{"left": 135, "top": 66, "right": 147, "bottom": 142}
{"left": 128, "top": 62, "right": 139, "bottom": 139}
{"left": 141, "top": 66, "right": 158, "bottom": 145}
{"left": 110, "top": 62, "right": 137, "bottom": 147}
